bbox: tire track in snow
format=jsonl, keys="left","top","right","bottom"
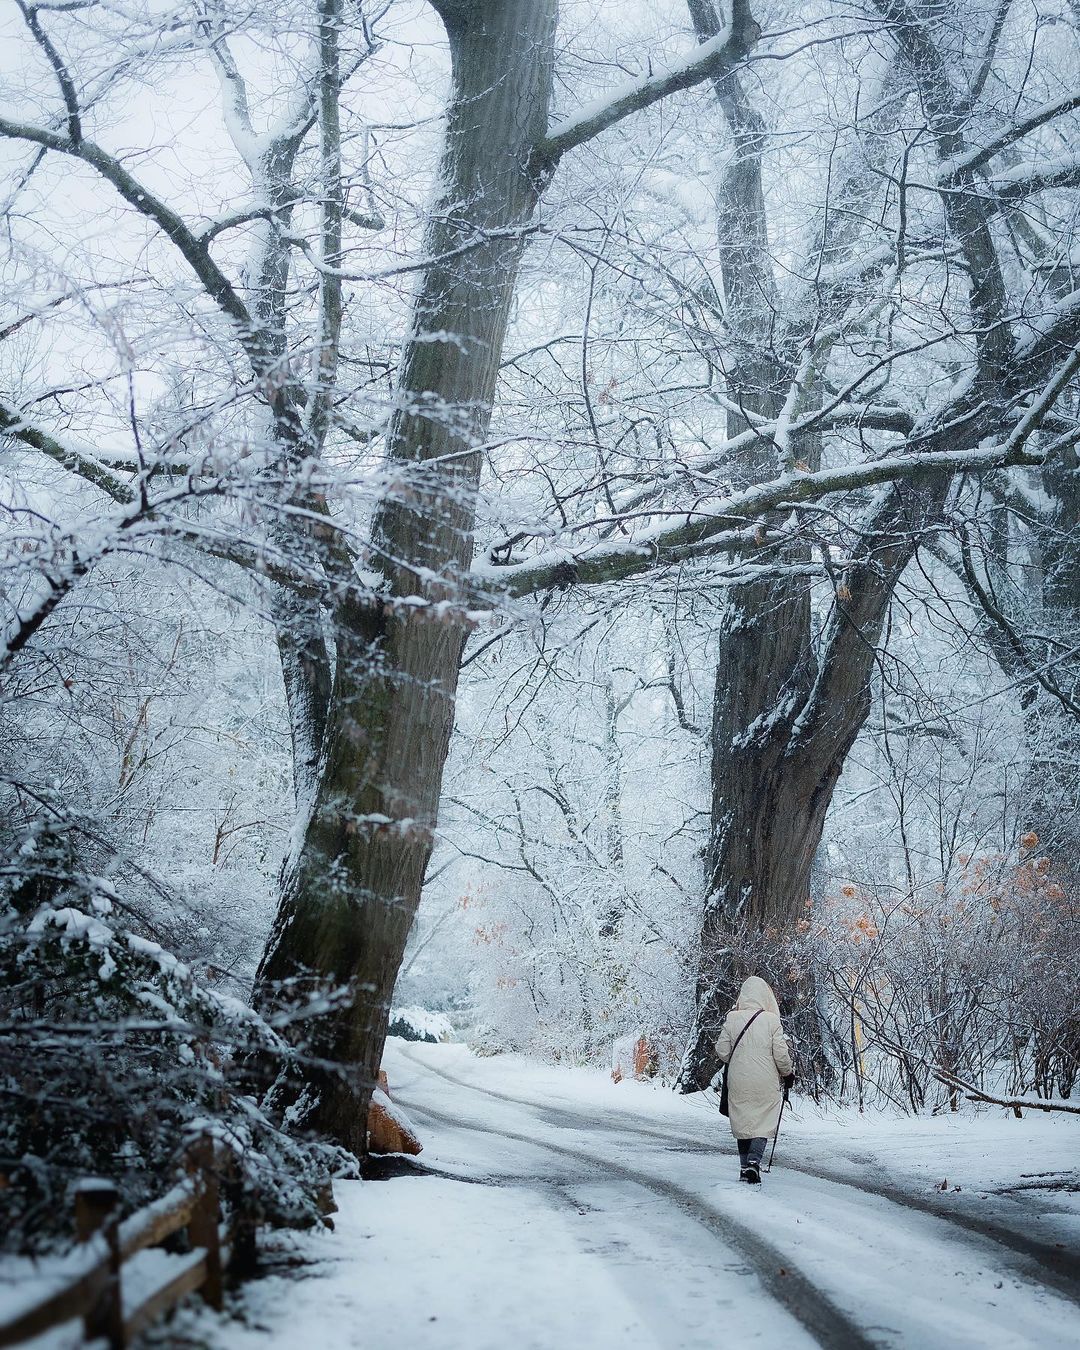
{"left": 394, "top": 1059, "right": 875, "bottom": 1350}
{"left": 528, "top": 1174, "right": 812, "bottom": 1350}
{"left": 395, "top": 1047, "right": 1080, "bottom": 1307}
{"left": 787, "top": 1158, "right": 1080, "bottom": 1303}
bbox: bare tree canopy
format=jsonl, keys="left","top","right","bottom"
{"left": 1, "top": 0, "right": 1078, "bottom": 1207}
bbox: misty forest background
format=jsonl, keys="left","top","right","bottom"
{"left": 1, "top": 0, "right": 1079, "bottom": 1251}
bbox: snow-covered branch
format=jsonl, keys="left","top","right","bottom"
{"left": 944, "top": 88, "right": 1080, "bottom": 179}
{"left": 0, "top": 402, "right": 134, "bottom": 505}
{"left": 0, "top": 116, "right": 259, "bottom": 355}
{"left": 534, "top": 0, "right": 759, "bottom": 170}
{"left": 478, "top": 436, "right": 1050, "bottom": 596}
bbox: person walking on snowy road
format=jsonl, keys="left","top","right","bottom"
{"left": 716, "top": 975, "right": 795, "bottom": 1184}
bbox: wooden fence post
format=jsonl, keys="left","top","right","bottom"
{"left": 186, "top": 1136, "right": 223, "bottom": 1311}
{"left": 74, "top": 1180, "right": 124, "bottom": 1349}
{"left": 221, "top": 1149, "right": 257, "bottom": 1279}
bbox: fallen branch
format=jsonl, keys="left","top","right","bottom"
{"left": 931, "top": 1067, "right": 1080, "bottom": 1117}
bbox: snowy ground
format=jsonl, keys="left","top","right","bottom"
{"left": 9, "top": 1041, "right": 1079, "bottom": 1349}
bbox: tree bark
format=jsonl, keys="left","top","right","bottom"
{"left": 681, "top": 0, "right": 820, "bottom": 1087}
{"left": 255, "top": 0, "right": 558, "bottom": 1151}
{"left": 678, "top": 0, "right": 1025, "bottom": 1090}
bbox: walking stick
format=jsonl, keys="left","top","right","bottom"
{"left": 766, "top": 1088, "right": 789, "bottom": 1173}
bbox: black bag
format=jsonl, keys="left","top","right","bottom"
{"left": 717, "top": 1009, "right": 763, "bottom": 1117}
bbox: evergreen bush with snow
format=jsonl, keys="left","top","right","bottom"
{"left": 0, "top": 824, "right": 357, "bottom": 1255}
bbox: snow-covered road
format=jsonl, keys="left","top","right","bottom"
{"left": 207, "top": 1042, "right": 1079, "bottom": 1350}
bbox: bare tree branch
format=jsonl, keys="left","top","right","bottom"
{"left": 534, "top": 0, "right": 760, "bottom": 171}
{"left": 481, "top": 435, "right": 1051, "bottom": 596}
{"left": 0, "top": 400, "right": 134, "bottom": 504}
{"left": 0, "top": 117, "right": 261, "bottom": 358}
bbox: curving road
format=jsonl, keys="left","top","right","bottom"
{"left": 389, "top": 1043, "right": 1079, "bottom": 1350}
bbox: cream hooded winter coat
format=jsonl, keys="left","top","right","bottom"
{"left": 715, "top": 976, "right": 793, "bottom": 1140}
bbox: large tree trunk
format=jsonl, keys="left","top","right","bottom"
{"left": 1030, "top": 454, "right": 1080, "bottom": 858}
{"left": 253, "top": 0, "right": 759, "bottom": 1150}
{"left": 1021, "top": 242, "right": 1080, "bottom": 868}
{"left": 677, "top": 0, "right": 1021, "bottom": 1090}
{"left": 255, "top": 0, "right": 557, "bottom": 1152}
{"left": 680, "top": 0, "right": 822, "bottom": 1088}
{"left": 680, "top": 470, "right": 955, "bottom": 1088}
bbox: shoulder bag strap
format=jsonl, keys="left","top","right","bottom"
{"left": 727, "top": 1007, "right": 763, "bottom": 1062}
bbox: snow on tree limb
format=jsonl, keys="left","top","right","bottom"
{"left": 943, "top": 88, "right": 1080, "bottom": 179}
{"left": 0, "top": 117, "right": 261, "bottom": 361}
{"left": 932, "top": 1067, "right": 1080, "bottom": 1116}
{"left": 0, "top": 401, "right": 135, "bottom": 505}
{"left": 534, "top": 0, "right": 759, "bottom": 171}
{"left": 477, "top": 436, "right": 1054, "bottom": 597}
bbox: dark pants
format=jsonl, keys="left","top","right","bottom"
{"left": 738, "top": 1137, "right": 767, "bottom": 1169}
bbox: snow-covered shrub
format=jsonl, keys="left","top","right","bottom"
{"left": 0, "top": 554, "right": 291, "bottom": 983}
{"left": 388, "top": 1006, "right": 454, "bottom": 1043}
{"left": 0, "top": 828, "right": 357, "bottom": 1255}
{"left": 727, "top": 838, "right": 1080, "bottom": 1111}
{"left": 695, "top": 833, "right": 1080, "bottom": 1113}
{"left": 823, "top": 841, "right": 1079, "bottom": 1107}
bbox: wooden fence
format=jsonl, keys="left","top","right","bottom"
{"left": 0, "top": 1137, "right": 260, "bottom": 1348}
